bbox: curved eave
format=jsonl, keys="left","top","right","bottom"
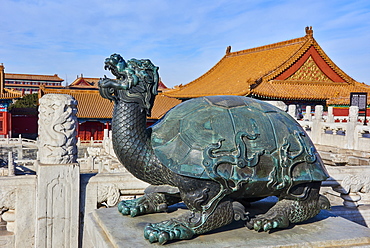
{"left": 251, "top": 80, "right": 356, "bottom": 101}
{"left": 162, "top": 54, "right": 230, "bottom": 97}
{"left": 163, "top": 90, "right": 250, "bottom": 99}
{"left": 249, "top": 92, "right": 327, "bottom": 101}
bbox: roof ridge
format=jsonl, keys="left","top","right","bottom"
{"left": 262, "top": 36, "right": 313, "bottom": 82}
{"left": 310, "top": 40, "right": 356, "bottom": 84}
{"left": 227, "top": 36, "right": 307, "bottom": 57}
{"left": 164, "top": 35, "right": 309, "bottom": 96}
{"left": 5, "top": 73, "right": 64, "bottom": 81}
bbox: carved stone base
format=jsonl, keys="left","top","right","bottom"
{"left": 36, "top": 163, "right": 80, "bottom": 248}
{"left": 0, "top": 232, "right": 14, "bottom": 248}
{"left": 84, "top": 199, "right": 370, "bottom": 247}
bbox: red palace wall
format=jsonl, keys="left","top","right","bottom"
{"left": 0, "top": 112, "right": 11, "bottom": 136}
{"left": 12, "top": 115, "right": 38, "bottom": 139}
{"left": 333, "top": 107, "right": 370, "bottom": 117}
{"left": 78, "top": 121, "right": 109, "bottom": 141}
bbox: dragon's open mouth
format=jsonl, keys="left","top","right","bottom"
{"left": 98, "top": 78, "right": 117, "bottom": 102}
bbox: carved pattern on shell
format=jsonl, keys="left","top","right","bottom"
{"left": 268, "top": 130, "right": 317, "bottom": 195}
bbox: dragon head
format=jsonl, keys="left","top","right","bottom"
{"left": 99, "top": 53, "right": 159, "bottom": 116}
{"left": 103, "top": 53, "right": 127, "bottom": 79}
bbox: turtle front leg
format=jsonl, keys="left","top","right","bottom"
{"left": 247, "top": 184, "right": 331, "bottom": 232}
{"left": 144, "top": 200, "right": 234, "bottom": 245}
{"left": 118, "top": 192, "right": 180, "bottom": 217}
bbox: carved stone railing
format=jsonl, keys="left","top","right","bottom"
{"left": 322, "top": 166, "right": 370, "bottom": 207}
{"left": 290, "top": 104, "right": 370, "bottom": 223}
{"left": 77, "top": 137, "right": 104, "bottom": 147}
{"left": 296, "top": 105, "right": 370, "bottom": 151}
{"left": 0, "top": 135, "right": 37, "bottom": 146}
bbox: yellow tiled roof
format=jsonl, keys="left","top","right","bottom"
{"left": 251, "top": 80, "right": 370, "bottom": 101}
{"left": 326, "top": 82, "right": 370, "bottom": 105}
{"left": 164, "top": 36, "right": 308, "bottom": 98}
{"left": 151, "top": 94, "right": 181, "bottom": 119}
{"left": 41, "top": 88, "right": 114, "bottom": 119}
{"left": 69, "top": 77, "right": 100, "bottom": 88}
{"left": 40, "top": 88, "right": 180, "bottom": 119}
{"left": 164, "top": 27, "right": 359, "bottom": 100}
{"left": 5, "top": 73, "right": 64, "bottom": 82}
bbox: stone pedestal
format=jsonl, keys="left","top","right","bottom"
{"left": 85, "top": 200, "right": 370, "bottom": 248}
{"left": 0, "top": 231, "right": 14, "bottom": 248}
{"left": 35, "top": 163, "right": 80, "bottom": 248}
{"left": 36, "top": 93, "right": 79, "bottom": 247}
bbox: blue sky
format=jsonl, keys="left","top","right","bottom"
{"left": 0, "top": 0, "right": 369, "bottom": 88}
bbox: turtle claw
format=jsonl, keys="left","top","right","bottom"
{"left": 117, "top": 199, "right": 149, "bottom": 217}
{"left": 118, "top": 193, "right": 169, "bottom": 217}
{"left": 247, "top": 214, "right": 289, "bottom": 232}
{"left": 144, "top": 219, "right": 195, "bottom": 245}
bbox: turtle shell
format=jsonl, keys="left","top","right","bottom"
{"left": 151, "top": 96, "right": 328, "bottom": 189}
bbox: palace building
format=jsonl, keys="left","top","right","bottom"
{"left": 164, "top": 27, "right": 370, "bottom": 116}
{"left": 0, "top": 64, "right": 64, "bottom": 138}
{"left": 4, "top": 72, "right": 63, "bottom": 94}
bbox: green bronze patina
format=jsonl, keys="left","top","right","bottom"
{"left": 99, "top": 53, "right": 330, "bottom": 245}
{"left": 152, "top": 95, "right": 327, "bottom": 195}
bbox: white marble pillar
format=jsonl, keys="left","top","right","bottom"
{"left": 311, "top": 105, "right": 323, "bottom": 144}
{"left": 327, "top": 106, "right": 335, "bottom": 123}
{"left": 7, "top": 152, "right": 14, "bottom": 176}
{"left": 304, "top": 105, "right": 312, "bottom": 121}
{"left": 36, "top": 94, "right": 80, "bottom": 248}
{"left": 346, "top": 106, "right": 359, "bottom": 149}
{"left": 288, "top": 104, "right": 296, "bottom": 118}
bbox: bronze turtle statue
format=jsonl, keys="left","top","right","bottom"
{"left": 99, "top": 53, "right": 330, "bottom": 245}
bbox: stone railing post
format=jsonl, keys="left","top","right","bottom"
{"left": 36, "top": 94, "right": 80, "bottom": 248}
{"left": 346, "top": 106, "right": 359, "bottom": 149}
{"left": 327, "top": 106, "right": 334, "bottom": 123}
{"left": 8, "top": 151, "right": 14, "bottom": 176}
{"left": 311, "top": 105, "right": 323, "bottom": 144}
{"left": 304, "top": 105, "right": 312, "bottom": 121}
{"left": 288, "top": 104, "right": 296, "bottom": 118}
{"left": 103, "top": 128, "right": 109, "bottom": 139}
